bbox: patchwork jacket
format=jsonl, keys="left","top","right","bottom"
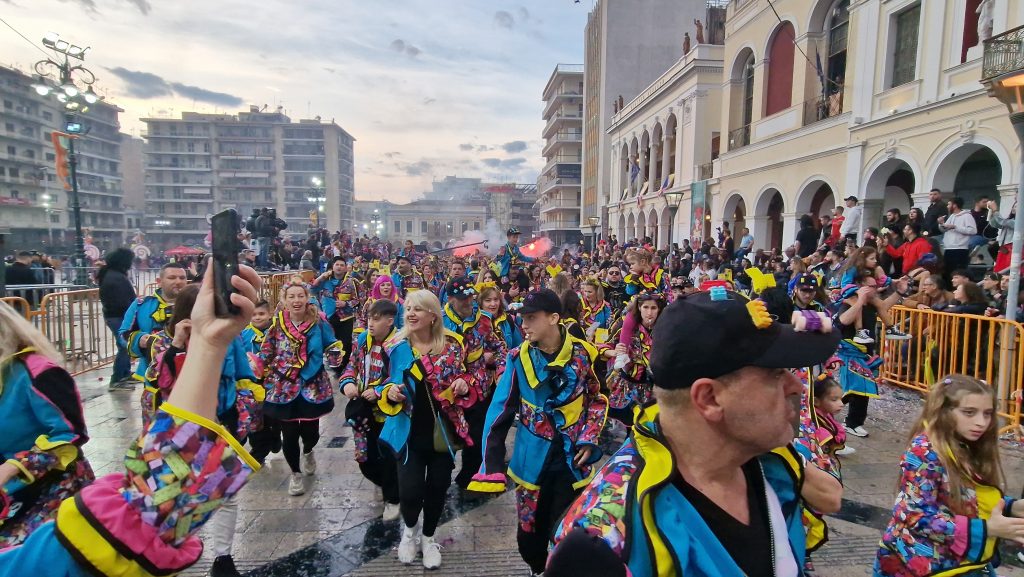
{"left": 312, "top": 273, "right": 364, "bottom": 322}
{"left": 443, "top": 302, "right": 507, "bottom": 400}
{"left": 117, "top": 290, "right": 173, "bottom": 380}
{"left": 257, "top": 311, "right": 342, "bottom": 406}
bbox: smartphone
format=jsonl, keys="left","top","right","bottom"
{"left": 210, "top": 208, "right": 241, "bottom": 316}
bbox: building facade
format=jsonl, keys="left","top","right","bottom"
{"left": 383, "top": 198, "right": 488, "bottom": 248}
{"left": 0, "top": 65, "right": 127, "bottom": 251}
{"left": 485, "top": 182, "right": 539, "bottom": 240}
{"left": 540, "top": 64, "right": 584, "bottom": 246}
{"left": 142, "top": 108, "right": 354, "bottom": 248}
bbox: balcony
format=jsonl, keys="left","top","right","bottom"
{"left": 543, "top": 89, "right": 584, "bottom": 117}
{"left": 539, "top": 197, "right": 581, "bottom": 214}
{"left": 542, "top": 111, "right": 583, "bottom": 138}
{"left": 802, "top": 89, "right": 845, "bottom": 126}
{"left": 727, "top": 125, "right": 750, "bottom": 151}
{"left": 982, "top": 25, "right": 1024, "bottom": 81}
{"left": 538, "top": 176, "right": 582, "bottom": 195}
{"left": 697, "top": 162, "right": 714, "bottom": 181}
{"left": 542, "top": 132, "right": 583, "bottom": 157}
{"left": 539, "top": 218, "right": 581, "bottom": 232}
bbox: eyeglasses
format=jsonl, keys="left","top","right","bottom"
{"left": 608, "top": 271, "right": 621, "bottom": 275}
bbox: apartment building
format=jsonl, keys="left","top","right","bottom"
{"left": 540, "top": 64, "right": 584, "bottom": 246}
{"left": 142, "top": 108, "right": 354, "bottom": 248}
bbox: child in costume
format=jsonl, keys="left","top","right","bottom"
{"left": 0, "top": 261, "right": 263, "bottom": 577}
{"left": 339, "top": 299, "right": 400, "bottom": 522}
{"left": 478, "top": 282, "right": 523, "bottom": 350}
{"left": 257, "top": 281, "right": 344, "bottom": 497}
{"left": 311, "top": 256, "right": 364, "bottom": 371}
{"left": 496, "top": 227, "right": 536, "bottom": 279}
{"left": 613, "top": 249, "right": 667, "bottom": 369}
{"left": 579, "top": 277, "right": 612, "bottom": 343}
{"left": 876, "top": 375, "right": 1024, "bottom": 576}
{"left": 601, "top": 292, "right": 664, "bottom": 425}
{"left": 0, "top": 303, "right": 93, "bottom": 548}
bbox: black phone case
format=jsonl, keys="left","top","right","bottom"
{"left": 211, "top": 208, "right": 241, "bottom": 316}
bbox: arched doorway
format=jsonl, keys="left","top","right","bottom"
{"left": 648, "top": 208, "right": 659, "bottom": 244}
{"left": 617, "top": 212, "right": 626, "bottom": 242}
{"left": 796, "top": 179, "right": 837, "bottom": 228}
{"left": 636, "top": 211, "right": 647, "bottom": 241}
{"left": 754, "top": 188, "right": 785, "bottom": 250}
{"left": 932, "top": 144, "right": 1004, "bottom": 208}
{"left": 660, "top": 206, "right": 674, "bottom": 247}
{"left": 765, "top": 22, "right": 796, "bottom": 116}
{"left": 626, "top": 213, "right": 636, "bottom": 241}
{"left": 723, "top": 193, "right": 747, "bottom": 237}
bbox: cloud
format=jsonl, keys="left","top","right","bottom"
{"left": 481, "top": 158, "right": 502, "bottom": 168}
{"left": 383, "top": 151, "right": 402, "bottom": 158}
{"left": 405, "top": 45, "right": 421, "bottom": 57}
{"left": 169, "top": 82, "right": 244, "bottom": 107}
{"left": 106, "top": 67, "right": 243, "bottom": 106}
{"left": 494, "top": 10, "right": 514, "bottom": 29}
{"left": 402, "top": 160, "right": 433, "bottom": 176}
{"left": 389, "top": 39, "right": 421, "bottom": 58}
{"left": 501, "top": 157, "right": 527, "bottom": 168}
{"left": 125, "top": 0, "right": 150, "bottom": 14}
{"left": 57, "top": 0, "right": 148, "bottom": 13}
{"left": 517, "top": 7, "right": 530, "bottom": 21}
{"left": 389, "top": 39, "right": 406, "bottom": 52}
{"left": 422, "top": 97, "right": 436, "bottom": 105}
{"left": 57, "top": 0, "right": 97, "bottom": 12}
{"left": 458, "top": 143, "right": 475, "bottom": 151}
{"left": 502, "top": 140, "right": 528, "bottom": 153}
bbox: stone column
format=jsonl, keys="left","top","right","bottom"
{"left": 661, "top": 134, "right": 672, "bottom": 188}
{"left": 747, "top": 215, "right": 770, "bottom": 252}
{"left": 781, "top": 212, "right": 798, "bottom": 249}
{"left": 648, "top": 142, "right": 659, "bottom": 191}
{"left": 861, "top": 199, "right": 885, "bottom": 240}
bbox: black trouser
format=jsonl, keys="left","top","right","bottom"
{"left": 360, "top": 420, "right": 399, "bottom": 505}
{"left": 329, "top": 316, "right": 354, "bottom": 375}
{"left": 280, "top": 419, "right": 320, "bottom": 473}
{"left": 518, "top": 462, "right": 579, "bottom": 575}
{"left": 944, "top": 249, "right": 969, "bottom": 282}
{"left": 844, "top": 395, "right": 869, "bottom": 429}
{"left": 454, "top": 398, "right": 489, "bottom": 488}
{"left": 398, "top": 446, "right": 454, "bottom": 537}
{"left": 248, "top": 416, "right": 281, "bottom": 464}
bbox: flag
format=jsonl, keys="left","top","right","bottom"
{"left": 630, "top": 160, "right": 640, "bottom": 183}
{"left": 658, "top": 175, "right": 669, "bottom": 197}
{"left": 51, "top": 131, "right": 75, "bottom": 190}
{"left": 815, "top": 49, "right": 826, "bottom": 98}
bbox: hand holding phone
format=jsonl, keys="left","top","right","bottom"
{"left": 210, "top": 208, "right": 241, "bottom": 317}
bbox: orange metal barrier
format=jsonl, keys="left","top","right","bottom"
{"left": 264, "top": 272, "right": 300, "bottom": 308}
{"left": 34, "top": 288, "right": 117, "bottom": 376}
{"left": 1, "top": 296, "right": 31, "bottom": 319}
{"left": 880, "top": 306, "right": 1023, "bottom": 434}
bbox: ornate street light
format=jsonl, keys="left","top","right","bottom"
{"left": 30, "top": 32, "right": 101, "bottom": 283}
{"left": 664, "top": 190, "right": 684, "bottom": 246}
{"left": 308, "top": 176, "right": 326, "bottom": 230}
{"left": 587, "top": 215, "right": 600, "bottom": 253}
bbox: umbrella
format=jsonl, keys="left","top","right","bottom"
{"left": 165, "top": 245, "right": 206, "bottom": 257}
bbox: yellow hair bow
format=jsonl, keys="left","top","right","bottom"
{"left": 474, "top": 280, "right": 498, "bottom": 294}
{"left": 746, "top": 268, "right": 776, "bottom": 295}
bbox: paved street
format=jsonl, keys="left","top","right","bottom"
{"left": 76, "top": 366, "right": 1024, "bottom": 577}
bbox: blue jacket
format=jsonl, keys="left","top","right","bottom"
{"left": 118, "top": 290, "right": 172, "bottom": 380}
{"left": 552, "top": 406, "right": 808, "bottom": 577}
{"left": 240, "top": 323, "right": 268, "bottom": 356}
{"left": 496, "top": 242, "right": 535, "bottom": 277}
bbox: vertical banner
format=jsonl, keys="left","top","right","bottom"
{"left": 689, "top": 180, "right": 707, "bottom": 245}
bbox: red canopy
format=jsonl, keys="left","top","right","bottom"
{"left": 165, "top": 245, "right": 206, "bottom": 256}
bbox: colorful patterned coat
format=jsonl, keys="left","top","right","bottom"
{"left": 117, "top": 290, "right": 172, "bottom": 380}
{"left": 604, "top": 323, "right": 654, "bottom": 412}
{"left": 875, "top": 432, "right": 1010, "bottom": 577}
{"left": 580, "top": 299, "right": 613, "bottom": 333}
{"left": 468, "top": 333, "right": 608, "bottom": 493}
{"left": 443, "top": 302, "right": 507, "bottom": 399}
{"left": 623, "top": 269, "right": 667, "bottom": 297}
{"left": 313, "top": 273, "right": 364, "bottom": 321}
{"left": 376, "top": 332, "right": 478, "bottom": 459}
{"left": 339, "top": 328, "right": 394, "bottom": 462}
{"left": 496, "top": 242, "right": 535, "bottom": 277}
{"left": 257, "top": 310, "right": 341, "bottom": 407}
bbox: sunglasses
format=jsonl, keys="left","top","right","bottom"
{"left": 608, "top": 271, "right": 621, "bottom": 275}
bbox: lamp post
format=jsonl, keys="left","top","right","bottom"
{"left": 31, "top": 33, "right": 100, "bottom": 284}
{"left": 587, "top": 215, "right": 600, "bottom": 253}
{"left": 308, "top": 176, "right": 326, "bottom": 231}
{"left": 664, "top": 190, "right": 684, "bottom": 247}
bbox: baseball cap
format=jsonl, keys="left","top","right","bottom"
{"left": 446, "top": 276, "right": 477, "bottom": 299}
{"left": 794, "top": 273, "right": 819, "bottom": 290}
{"left": 650, "top": 290, "right": 840, "bottom": 389}
{"left": 844, "top": 195, "right": 858, "bottom": 202}
{"left": 519, "top": 289, "right": 562, "bottom": 315}
{"left": 507, "top": 227, "right": 521, "bottom": 235}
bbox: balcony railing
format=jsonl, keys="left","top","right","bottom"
{"left": 802, "top": 89, "right": 845, "bottom": 126}
{"left": 727, "top": 125, "right": 750, "bottom": 151}
{"left": 697, "top": 162, "right": 714, "bottom": 181}
{"left": 982, "top": 25, "right": 1024, "bottom": 81}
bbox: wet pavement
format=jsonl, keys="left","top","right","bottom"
{"left": 75, "top": 367, "right": 1024, "bottom": 576}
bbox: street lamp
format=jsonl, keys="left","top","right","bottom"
{"left": 308, "top": 176, "right": 326, "bottom": 230}
{"left": 30, "top": 32, "right": 101, "bottom": 284}
{"left": 665, "top": 190, "right": 684, "bottom": 247}
{"left": 587, "top": 215, "right": 600, "bottom": 253}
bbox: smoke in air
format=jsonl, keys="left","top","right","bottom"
{"left": 521, "top": 237, "right": 553, "bottom": 258}
{"left": 449, "top": 219, "right": 553, "bottom": 259}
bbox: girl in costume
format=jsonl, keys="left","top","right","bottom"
{"left": 357, "top": 275, "right": 404, "bottom": 334}
{"left": 579, "top": 277, "right": 612, "bottom": 344}
{"left": 601, "top": 292, "right": 664, "bottom": 425}
{"left": 377, "top": 290, "right": 477, "bottom": 570}
{"left": 257, "top": 281, "right": 343, "bottom": 497}
{"left": 0, "top": 302, "right": 93, "bottom": 547}
{"left": 876, "top": 375, "right": 1024, "bottom": 576}
{"left": 478, "top": 283, "right": 523, "bottom": 350}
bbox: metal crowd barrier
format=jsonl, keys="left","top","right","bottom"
{"left": 33, "top": 288, "right": 118, "bottom": 376}
{"left": 0, "top": 296, "right": 31, "bottom": 318}
{"left": 5, "top": 283, "right": 89, "bottom": 311}
{"left": 879, "top": 306, "right": 1023, "bottom": 434}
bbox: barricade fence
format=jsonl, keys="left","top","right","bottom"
{"left": 33, "top": 288, "right": 119, "bottom": 377}
{"left": 879, "top": 306, "right": 1023, "bottom": 434}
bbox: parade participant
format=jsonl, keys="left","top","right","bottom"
{"left": 242, "top": 301, "right": 282, "bottom": 465}
{"left": 528, "top": 264, "right": 544, "bottom": 292}
{"left": 548, "top": 289, "right": 843, "bottom": 577}
{"left": 392, "top": 255, "right": 425, "bottom": 299}
{"left": 442, "top": 277, "right": 507, "bottom": 489}
{"left": 875, "top": 375, "right": 1024, "bottom": 576}
{"left": 257, "top": 281, "right": 344, "bottom": 497}
{"left": 793, "top": 272, "right": 828, "bottom": 313}
{"left": 0, "top": 302, "right": 93, "bottom": 547}
{"left": 377, "top": 290, "right": 477, "bottom": 569}
{"left": 579, "top": 277, "right": 612, "bottom": 341}
{"left": 560, "top": 290, "right": 589, "bottom": 341}
{"left": 421, "top": 262, "right": 442, "bottom": 296}
{"left": 119, "top": 262, "right": 187, "bottom": 383}
{"left": 601, "top": 292, "right": 664, "bottom": 425}
{"left": 312, "top": 256, "right": 363, "bottom": 370}
{"left": 478, "top": 282, "right": 523, "bottom": 350}
{"left": 339, "top": 299, "right": 401, "bottom": 522}
{"left": 496, "top": 227, "right": 536, "bottom": 278}
{"left": 358, "top": 275, "right": 404, "bottom": 334}
{"left": 143, "top": 283, "right": 262, "bottom": 577}
{"left": 0, "top": 262, "right": 263, "bottom": 577}
{"left": 601, "top": 265, "right": 629, "bottom": 314}
{"left": 622, "top": 248, "right": 667, "bottom": 296}
{"left": 468, "top": 289, "right": 608, "bottom": 577}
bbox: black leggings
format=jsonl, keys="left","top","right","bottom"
{"left": 844, "top": 395, "right": 869, "bottom": 429}
{"left": 329, "top": 316, "right": 354, "bottom": 375}
{"left": 280, "top": 419, "right": 320, "bottom": 473}
{"left": 398, "top": 446, "right": 454, "bottom": 537}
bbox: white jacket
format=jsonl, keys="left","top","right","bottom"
{"left": 941, "top": 210, "right": 977, "bottom": 250}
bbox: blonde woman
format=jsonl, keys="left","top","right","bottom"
{"left": 0, "top": 302, "right": 93, "bottom": 546}
{"left": 377, "top": 290, "right": 476, "bottom": 570}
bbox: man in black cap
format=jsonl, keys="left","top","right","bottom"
{"left": 496, "top": 227, "right": 536, "bottom": 279}
{"left": 792, "top": 272, "right": 826, "bottom": 313}
{"left": 391, "top": 254, "right": 424, "bottom": 299}
{"left": 469, "top": 289, "right": 607, "bottom": 577}
{"left": 548, "top": 290, "right": 842, "bottom": 577}
{"left": 839, "top": 195, "right": 862, "bottom": 242}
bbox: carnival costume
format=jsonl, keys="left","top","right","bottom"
{"left": 118, "top": 289, "right": 173, "bottom": 381}
{"left": 496, "top": 234, "right": 536, "bottom": 278}
{"left": 357, "top": 276, "right": 404, "bottom": 334}
{"left": 0, "top": 348, "right": 93, "bottom": 547}
{"left": 257, "top": 309, "right": 343, "bottom": 421}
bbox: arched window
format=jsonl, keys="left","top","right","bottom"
{"left": 765, "top": 22, "right": 795, "bottom": 116}
{"left": 827, "top": 0, "right": 849, "bottom": 94}
{"left": 742, "top": 54, "right": 755, "bottom": 127}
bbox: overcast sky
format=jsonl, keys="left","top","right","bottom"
{"left": 0, "top": 0, "right": 588, "bottom": 202}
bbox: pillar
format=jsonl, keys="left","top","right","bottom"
{"left": 781, "top": 212, "right": 798, "bottom": 249}
{"left": 649, "top": 141, "right": 660, "bottom": 189}
{"left": 861, "top": 199, "right": 885, "bottom": 240}
{"left": 661, "top": 134, "right": 672, "bottom": 189}
{"left": 747, "top": 215, "right": 770, "bottom": 252}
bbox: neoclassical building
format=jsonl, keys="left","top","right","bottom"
{"left": 603, "top": 0, "right": 1024, "bottom": 251}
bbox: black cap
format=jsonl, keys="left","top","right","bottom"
{"left": 650, "top": 290, "right": 840, "bottom": 389}
{"left": 794, "top": 273, "right": 819, "bottom": 290}
{"left": 446, "top": 276, "right": 477, "bottom": 299}
{"left": 507, "top": 227, "right": 521, "bottom": 236}
{"left": 519, "top": 289, "right": 563, "bottom": 315}
{"left": 844, "top": 195, "right": 858, "bottom": 202}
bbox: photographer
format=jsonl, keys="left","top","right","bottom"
{"left": 254, "top": 208, "right": 288, "bottom": 270}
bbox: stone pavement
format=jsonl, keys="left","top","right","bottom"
{"left": 75, "top": 366, "right": 1024, "bottom": 576}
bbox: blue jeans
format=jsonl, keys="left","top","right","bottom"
{"left": 968, "top": 235, "right": 988, "bottom": 250}
{"left": 105, "top": 317, "right": 131, "bottom": 382}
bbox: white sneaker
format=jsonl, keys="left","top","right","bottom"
{"left": 288, "top": 472, "right": 305, "bottom": 496}
{"left": 421, "top": 535, "right": 442, "bottom": 569}
{"left": 301, "top": 451, "right": 316, "bottom": 476}
{"left": 397, "top": 525, "right": 418, "bottom": 565}
{"left": 853, "top": 329, "right": 875, "bottom": 344}
{"left": 383, "top": 502, "right": 401, "bottom": 522}
{"left": 844, "top": 425, "right": 869, "bottom": 437}
{"left": 835, "top": 446, "right": 857, "bottom": 456}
